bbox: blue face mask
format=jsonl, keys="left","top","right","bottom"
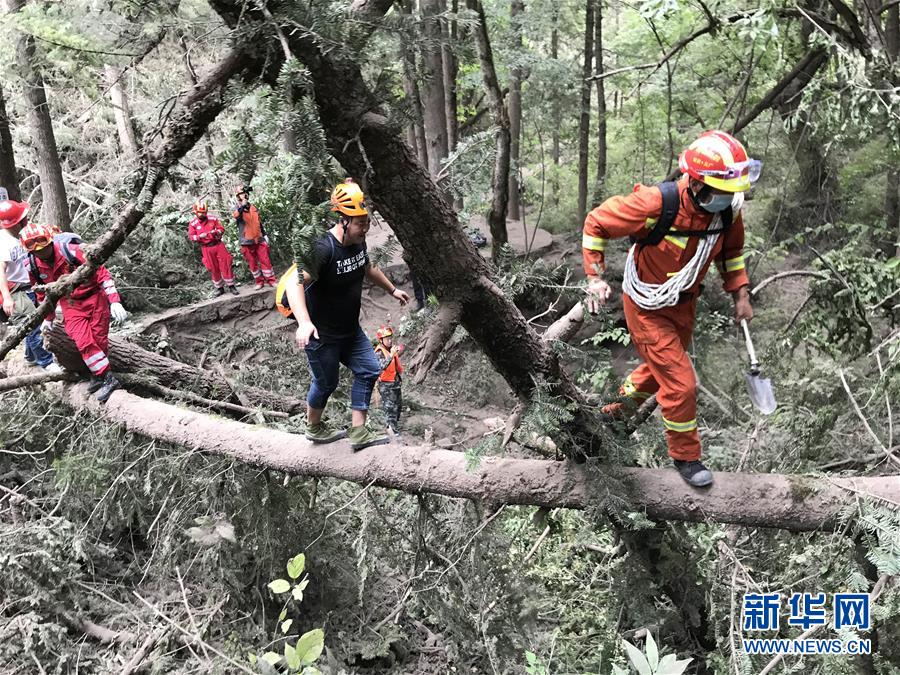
{"left": 699, "top": 192, "right": 734, "bottom": 213}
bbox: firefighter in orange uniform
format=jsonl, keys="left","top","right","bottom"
{"left": 582, "top": 130, "right": 758, "bottom": 487}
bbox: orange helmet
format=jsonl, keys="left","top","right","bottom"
{"left": 678, "top": 130, "right": 761, "bottom": 193}
{"left": 330, "top": 179, "right": 368, "bottom": 217}
{"left": 375, "top": 325, "right": 393, "bottom": 340}
{"left": 0, "top": 200, "right": 29, "bottom": 229}
{"left": 19, "top": 222, "right": 56, "bottom": 252}
{"left": 193, "top": 201, "right": 208, "bottom": 215}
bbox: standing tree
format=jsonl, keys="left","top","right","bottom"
{"left": 420, "top": 0, "right": 450, "bottom": 179}
{"left": 576, "top": 0, "right": 595, "bottom": 223}
{"left": 4, "top": 0, "right": 71, "bottom": 230}
{"left": 593, "top": 0, "right": 607, "bottom": 204}
{"left": 0, "top": 85, "right": 21, "bottom": 200}
{"left": 103, "top": 65, "right": 140, "bottom": 158}
{"left": 507, "top": 0, "right": 524, "bottom": 221}
{"left": 467, "top": 0, "right": 511, "bottom": 261}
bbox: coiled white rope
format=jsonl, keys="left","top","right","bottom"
{"left": 622, "top": 194, "right": 743, "bottom": 311}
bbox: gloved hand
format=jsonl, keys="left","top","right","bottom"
{"left": 40, "top": 319, "right": 54, "bottom": 334}
{"left": 110, "top": 302, "right": 128, "bottom": 324}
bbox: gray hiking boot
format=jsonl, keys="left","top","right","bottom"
{"left": 95, "top": 373, "right": 121, "bottom": 403}
{"left": 305, "top": 421, "right": 347, "bottom": 444}
{"left": 347, "top": 425, "right": 389, "bottom": 451}
{"left": 86, "top": 376, "right": 103, "bottom": 394}
{"left": 673, "top": 459, "right": 713, "bottom": 487}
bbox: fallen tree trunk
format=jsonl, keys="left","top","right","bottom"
{"left": 45, "top": 325, "right": 305, "bottom": 415}
{"left": 0, "top": 369, "right": 75, "bottom": 392}
{"left": 55, "top": 381, "right": 899, "bottom": 532}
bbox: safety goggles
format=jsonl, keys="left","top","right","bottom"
{"left": 699, "top": 159, "right": 762, "bottom": 183}
{"left": 22, "top": 235, "right": 52, "bottom": 252}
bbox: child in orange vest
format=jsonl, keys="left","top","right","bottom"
{"left": 374, "top": 325, "right": 404, "bottom": 434}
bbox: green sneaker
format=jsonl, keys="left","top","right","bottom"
{"left": 305, "top": 421, "right": 347, "bottom": 444}
{"left": 347, "top": 425, "right": 389, "bottom": 451}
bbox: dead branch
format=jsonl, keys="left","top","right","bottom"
{"left": 0, "top": 369, "right": 75, "bottom": 393}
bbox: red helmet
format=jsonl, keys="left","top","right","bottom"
{"left": 678, "top": 130, "right": 761, "bottom": 193}
{"left": 19, "top": 222, "right": 56, "bottom": 252}
{"left": 375, "top": 326, "right": 393, "bottom": 340}
{"left": 234, "top": 184, "right": 250, "bottom": 196}
{"left": 0, "top": 200, "right": 29, "bottom": 229}
{"left": 193, "top": 201, "right": 208, "bottom": 215}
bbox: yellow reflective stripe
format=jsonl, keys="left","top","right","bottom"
{"left": 644, "top": 218, "right": 657, "bottom": 230}
{"left": 666, "top": 271, "right": 679, "bottom": 277}
{"left": 582, "top": 234, "right": 607, "bottom": 251}
{"left": 724, "top": 255, "right": 745, "bottom": 272}
{"left": 664, "top": 234, "right": 688, "bottom": 250}
{"left": 622, "top": 375, "right": 651, "bottom": 400}
{"left": 662, "top": 417, "right": 698, "bottom": 432}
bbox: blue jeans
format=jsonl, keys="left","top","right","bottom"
{"left": 24, "top": 291, "right": 53, "bottom": 367}
{"left": 305, "top": 327, "right": 382, "bottom": 411}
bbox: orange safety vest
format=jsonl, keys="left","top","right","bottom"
{"left": 375, "top": 344, "right": 403, "bottom": 383}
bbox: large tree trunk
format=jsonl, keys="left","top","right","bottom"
{"left": 576, "top": 0, "right": 595, "bottom": 224}
{"left": 467, "top": 0, "right": 510, "bottom": 262}
{"left": 0, "top": 84, "right": 21, "bottom": 201}
{"left": 507, "top": 0, "right": 524, "bottom": 221}
{"left": 210, "top": 0, "right": 606, "bottom": 451}
{"left": 420, "top": 0, "right": 449, "bottom": 179}
{"left": 103, "top": 65, "right": 140, "bottom": 158}
{"left": 550, "top": 5, "right": 559, "bottom": 207}
{"left": 593, "top": 0, "right": 607, "bottom": 204}
{"left": 442, "top": 0, "right": 459, "bottom": 156}
{"left": 52, "top": 380, "right": 900, "bottom": 532}
{"left": 45, "top": 324, "right": 305, "bottom": 415}
{"left": 5, "top": 0, "right": 71, "bottom": 230}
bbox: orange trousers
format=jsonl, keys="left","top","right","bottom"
{"left": 621, "top": 294, "right": 700, "bottom": 461}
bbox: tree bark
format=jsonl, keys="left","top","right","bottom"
{"left": 442, "top": 0, "right": 459, "bottom": 156}
{"left": 408, "top": 300, "right": 461, "bottom": 382}
{"left": 401, "top": 0, "right": 428, "bottom": 167}
{"left": 420, "top": 0, "right": 450, "bottom": 178}
{"left": 45, "top": 324, "right": 305, "bottom": 415}
{"left": 53, "top": 380, "right": 900, "bottom": 533}
{"left": 577, "top": 0, "right": 595, "bottom": 224}
{"left": 0, "top": 84, "right": 20, "bottom": 201}
{"left": 593, "top": 0, "right": 607, "bottom": 204}
{"left": 550, "top": 4, "right": 559, "bottom": 207}
{"left": 5, "top": 0, "right": 71, "bottom": 230}
{"left": 467, "top": 0, "right": 510, "bottom": 261}
{"left": 507, "top": 0, "right": 524, "bottom": 221}
{"left": 103, "top": 65, "right": 140, "bottom": 158}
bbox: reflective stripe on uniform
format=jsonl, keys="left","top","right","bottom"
{"left": 622, "top": 374, "right": 651, "bottom": 400}
{"left": 664, "top": 234, "right": 688, "bottom": 250}
{"left": 582, "top": 234, "right": 607, "bottom": 251}
{"left": 724, "top": 255, "right": 745, "bottom": 272}
{"left": 662, "top": 416, "right": 698, "bottom": 432}
{"left": 84, "top": 352, "right": 106, "bottom": 367}
{"left": 87, "top": 357, "right": 110, "bottom": 374}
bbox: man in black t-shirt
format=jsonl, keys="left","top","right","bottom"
{"left": 284, "top": 180, "right": 411, "bottom": 450}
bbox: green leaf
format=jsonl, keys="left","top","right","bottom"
{"left": 268, "top": 579, "right": 291, "bottom": 594}
{"left": 287, "top": 553, "right": 306, "bottom": 580}
{"left": 284, "top": 642, "right": 302, "bottom": 670}
{"left": 657, "top": 654, "right": 676, "bottom": 671}
{"left": 295, "top": 628, "right": 325, "bottom": 665}
{"left": 612, "top": 667, "right": 629, "bottom": 675}
{"left": 645, "top": 632, "right": 658, "bottom": 671}
{"left": 262, "top": 651, "right": 282, "bottom": 666}
{"left": 622, "top": 639, "right": 652, "bottom": 675}
{"left": 292, "top": 578, "right": 309, "bottom": 602}
{"left": 281, "top": 619, "right": 293, "bottom": 634}
{"left": 525, "top": 651, "right": 537, "bottom": 666}
{"left": 278, "top": 608, "right": 288, "bottom": 622}
{"left": 660, "top": 658, "right": 693, "bottom": 675}
{"left": 248, "top": 653, "right": 257, "bottom": 664}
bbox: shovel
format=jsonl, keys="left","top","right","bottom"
{"left": 740, "top": 319, "right": 777, "bottom": 415}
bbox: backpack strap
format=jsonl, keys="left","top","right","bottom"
{"left": 631, "top": 181, "right": 680, "bottom": 247}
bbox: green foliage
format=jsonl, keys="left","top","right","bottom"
{"left": 613, "top": 634, "right": 692, "bottom": 675}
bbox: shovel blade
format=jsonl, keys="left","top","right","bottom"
{"left": 745, "top": 372, "right": 777, "bottom": 415}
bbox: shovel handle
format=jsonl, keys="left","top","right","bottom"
{"left": 741, "top": 319, "right": 760, "bottom": 370}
